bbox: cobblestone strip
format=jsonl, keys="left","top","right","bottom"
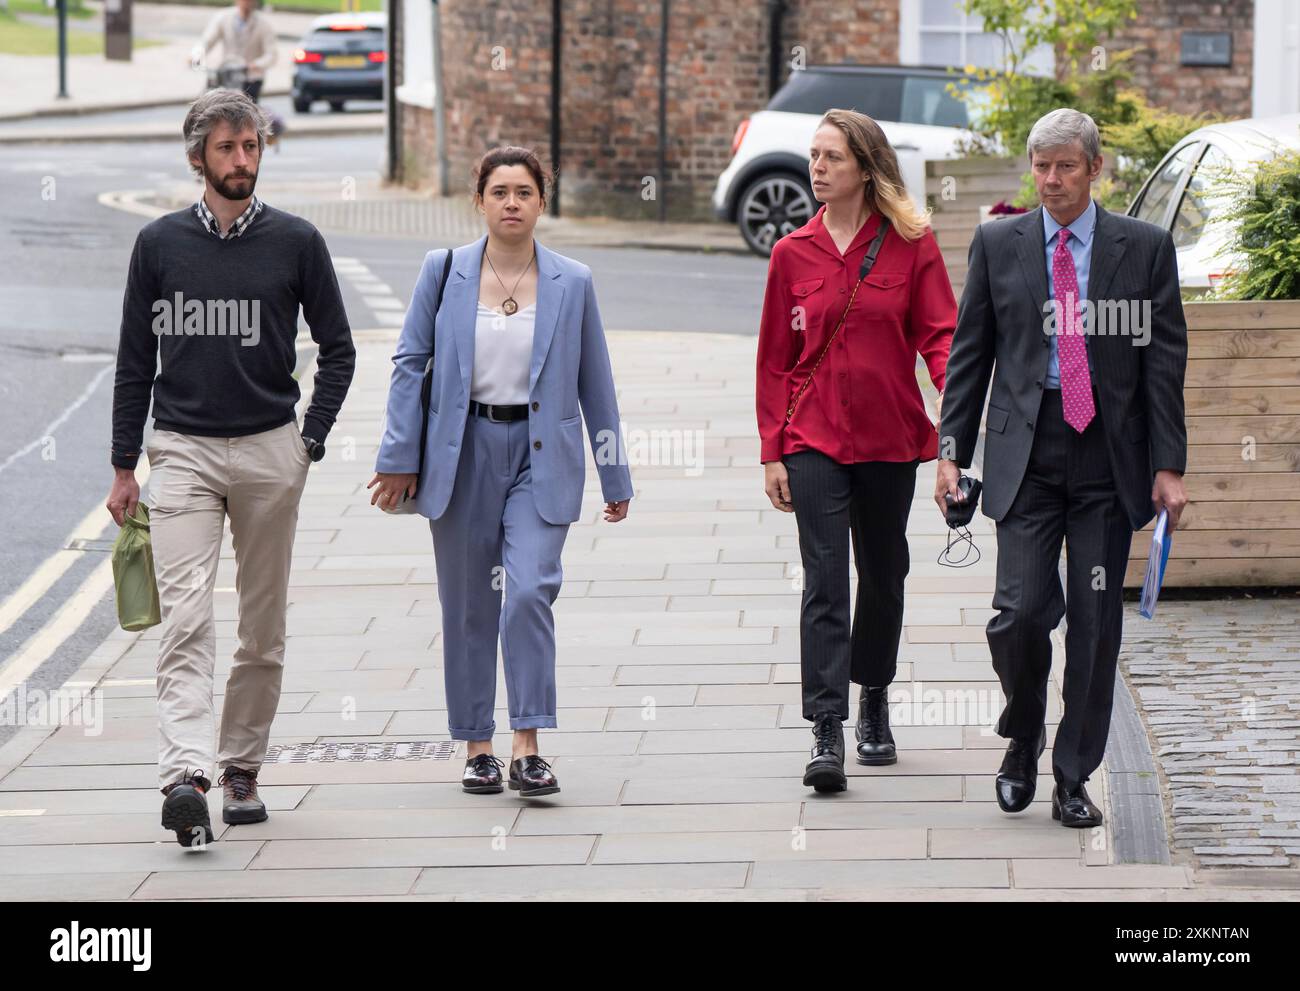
{"left": 1122, "top": 600, "right": 1300, "bottom": 870}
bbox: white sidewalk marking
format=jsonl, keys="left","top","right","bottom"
{"left": 96, "top": 189, "right": 168, "bottom": 221}
{"left": 333, "top": 260, "right": 407, "bottom": 330}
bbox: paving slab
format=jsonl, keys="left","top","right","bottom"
{"left": 591, "top": 828, "right": 928, "bottom": 864}
{"left": 251, "top": 835, "right": 595, "bottom": 870}
{"left": 133, "top": 867, "right": 421, "bottom": 901}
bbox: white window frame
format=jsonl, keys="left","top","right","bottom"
{"left": 1252, "top": 0, "right": 1300, "bottom": 116}
{"left": 397, "top": 0, "right": 435, "bottom": 110}
{"left": 899, "top": 0, "right": 1055, "bottom": 75}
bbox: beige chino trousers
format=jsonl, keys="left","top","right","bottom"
{"left": 145, "top": 420, "right": 311, "bottom": 791}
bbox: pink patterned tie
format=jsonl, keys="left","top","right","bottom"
{"left": 1053, "top": 229, "right": 1095, "bottom": 433}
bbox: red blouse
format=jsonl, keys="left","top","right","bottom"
{"left": 755, "top": 205, "right": 956, "bottom": 465}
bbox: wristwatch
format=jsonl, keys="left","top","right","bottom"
{"left": 302, "top": 435, "right": 326, "bottom": 463}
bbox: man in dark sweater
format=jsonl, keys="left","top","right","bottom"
{"left": 105, "top": 89, "right": 355, "bottom": 846}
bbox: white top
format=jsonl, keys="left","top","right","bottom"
{"left": 470, "top": 301, "right": 536, "bottom": 406}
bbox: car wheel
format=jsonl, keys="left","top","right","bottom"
{"left": 737, "top": 173, "right": 815, "bottom": 256}
{"left": 329, "top": 100, "right": 346, "bottom": 113}
{"left": 293, "top": 96, "right": 312, "bottom": 113}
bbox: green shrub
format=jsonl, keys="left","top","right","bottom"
{"left": 950, "top": 0, "right": 1214, "bottom": 215}
{"left": 951, "top": 0, "right": 1141, "bottom": 155}
{"left": 1213, "top": 149, "right": 1300, "bottom": 301}
{"left": 1100, "top": 98, "right": 1224, "bottom": 210}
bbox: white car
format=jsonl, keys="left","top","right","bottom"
{"left": 712, "top": 65, "right": 972, "bottom": 255}
{"left": 1126, "top": 113, "right": 1300, "bottom": 290}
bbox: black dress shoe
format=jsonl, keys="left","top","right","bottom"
{"left": 160, "top": 769, "right": 214, "bottom": 847}
{"left": 509, "top": 754, "right": 560, "bottom": 797}
{"left": 1052, "top": 782, "right": 1103, "bottom": 827}
{"left": 462, "top": 753, "right": 505, "bottom": 794}
{"left": 995, "top": 726, "right": 1046, "bottom": 813}
{"left": 855, "top": 686, "right": 897, "bottom": 766}
{"left": 803, "top": 713, "right": 847, "bottom": 793}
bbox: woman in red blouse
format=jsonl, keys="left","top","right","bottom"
{"left": 755, "top": 109, "right": 955, "bottom": 793}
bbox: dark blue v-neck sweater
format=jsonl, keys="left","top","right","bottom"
{"left": 110, "top": 204, "right": 356, "bottom": 469}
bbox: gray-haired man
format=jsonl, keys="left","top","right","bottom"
{"left": 936, "top": 108, "right": 1188, "bottom": 827}
{"left": 106, "top": 90, "right": 355, "bottom": 845}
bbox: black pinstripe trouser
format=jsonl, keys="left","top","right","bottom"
{"left": 783, "top": 450, "right": 919, "bottom": 722}
{"left": 987, "top": 388, "right": 1134, "bottom": 792}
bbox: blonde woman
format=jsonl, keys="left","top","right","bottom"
{"left": 755, "top": 110, "right": 956, "bottom": 792}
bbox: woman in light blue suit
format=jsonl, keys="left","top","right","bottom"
{"left": 369, "top": 147, "right": 633, "bottom": 797}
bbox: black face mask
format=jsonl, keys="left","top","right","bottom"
{"left": 938, "top": 475, "right": 982, "bottom": 568}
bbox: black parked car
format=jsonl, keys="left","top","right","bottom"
{"left": 292, "top": 12, "right": 386, "bottom": 114}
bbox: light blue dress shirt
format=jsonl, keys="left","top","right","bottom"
{"left": 1043, "top": 198, "right": 1096, "bottom": 389}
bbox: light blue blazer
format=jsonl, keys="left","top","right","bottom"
{"left": 375, "top": 235, "right": 634, "bottom": 525}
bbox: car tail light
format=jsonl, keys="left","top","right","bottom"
{"left": 330, "top": 23, "right": 366, "bottom": 30}
{"left": 368, "top": 51, "right": 387, "bottom": 63}
{"left": 1207, "top": 271, "right": 1234, "bottom": 289}
{"left": 294, "top": 49, "right": 323, "bottom": 63}
{"left": 731, "top": 118, "right": 750, "bottom": 156}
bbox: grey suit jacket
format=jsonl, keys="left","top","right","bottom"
{"left": 938, "top": 202, "right": 1188, "bottom": 530}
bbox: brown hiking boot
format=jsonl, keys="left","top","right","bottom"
{"left": 218, "top": 766, "right": 268, "bottom": 825}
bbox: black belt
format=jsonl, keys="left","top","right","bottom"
{"left": 468, "top": 400, "right": 529, "bottom": 422}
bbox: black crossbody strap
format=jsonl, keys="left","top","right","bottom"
{"left": 785, "top": 217, "right": 891, "bottom": 424}
{"left": 416, "top": 248, "right": 455, "bottom": 476}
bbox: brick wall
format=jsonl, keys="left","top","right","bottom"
{"left": 394, "top": 0, "right": 776, "bottom": 220}
{"left": 393, "top": 0, "right": 1260, "bottom": 220}
{"left": 556, "top": 1, "right": 770, "bottom": 220}
{"left": 779, "top": 0, "right": 899, "bottom": 70}
{"left": 1104, "top": 0, "right": 1254, "bottom": 120}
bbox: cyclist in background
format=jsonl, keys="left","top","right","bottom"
{"left": 193, "top": 0, "right": 278, "bottom": 103}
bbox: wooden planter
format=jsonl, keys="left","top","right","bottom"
{"left": 926, "top": 157, "right": 1027, "bottom": 300}
{"left": 1122, "top": 300, "right": 1300, "bottom": 588}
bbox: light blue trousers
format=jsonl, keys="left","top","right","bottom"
{"left": 430, "top": 414, "right": 571, "bottom": 740}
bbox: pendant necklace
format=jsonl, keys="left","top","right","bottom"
{"left": 484, "top": 245, "right": 534, "bottom": 316}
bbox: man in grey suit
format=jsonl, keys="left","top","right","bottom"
{"left": 936, "top": 108, "right": 1189, "bottom": 827}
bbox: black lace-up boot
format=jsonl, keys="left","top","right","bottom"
{"left": 855, "top": 686, "right": 897, "bottom": 765}
{"left": 803, "top": 713, "right": 847, "bottom": 793}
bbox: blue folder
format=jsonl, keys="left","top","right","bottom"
{"left": 1139, "top": 509, "right": 1173, "bottom": 620}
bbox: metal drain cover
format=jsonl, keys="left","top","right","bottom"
{"left": 264, "top": 741, "right": 457, "bottom": 763}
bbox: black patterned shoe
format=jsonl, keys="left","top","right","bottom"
{"left": 1052, "top": 782, "right": 1103, "bottom": 827}
{"left": 462, "top": 753, "right": 506, "bottom": 794}
{"left": 508, "top": 754, "right": 560, "bottom": 797}
{"left": 996, "top": 726, "right": 1047, "bottom": 814}
{"left": 160, "top": 768, "right": 214, "bottom": 847}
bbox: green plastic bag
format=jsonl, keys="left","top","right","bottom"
{"left": 112, "top": 503, "right": 162, "bottom": 632}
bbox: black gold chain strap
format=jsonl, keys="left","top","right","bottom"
{"left": 784, "top": 217, "right": 891, "bottom": 425}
